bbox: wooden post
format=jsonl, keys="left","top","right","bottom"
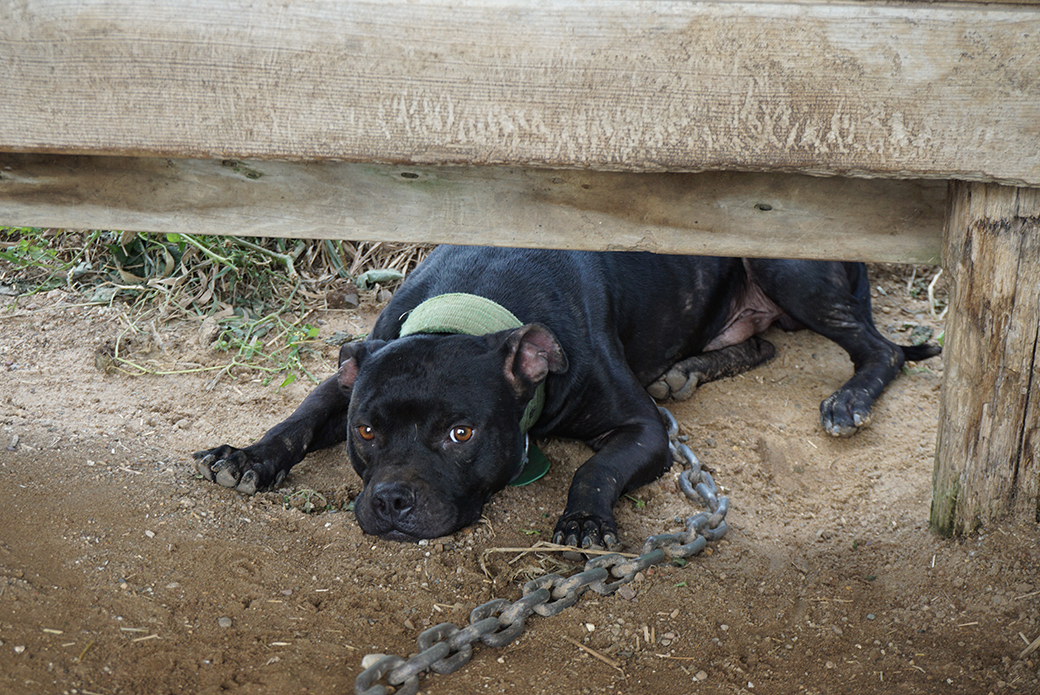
{"left": 932, "top": 182, "right": 1040, "bottom": 536}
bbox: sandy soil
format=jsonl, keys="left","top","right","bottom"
{"left": 1, "top": 265, "right": 1038, "bottom": 695}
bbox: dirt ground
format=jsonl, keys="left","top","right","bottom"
{"left": 1, "top": 264, "right": 1038, "bottom": 695}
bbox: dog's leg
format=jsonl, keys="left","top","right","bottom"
{"left": 747, "top": 259, "right": 939, "bottom": 436}
{"left": 193, "top": 373, "right": 351, "bottom": 494}
{"left": 646, "top": 336, "right": 777, "bottom": 401}
{"left": 552, "top": 386, "right": 673, "bottom": 550}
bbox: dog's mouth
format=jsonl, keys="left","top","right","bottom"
{"left": 372, "top": 527, "right": 427, "bottom": 543}
{"left": 352, "top": 481, "right": 481, "bottom": 543}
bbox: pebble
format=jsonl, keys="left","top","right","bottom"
{"left": 14, "top": 645, "right": 25, "bottom": 654}
{"left": 362, "top": 654, "right": 389, "bottom": 669}
{"left": 218, "top": 617, "right": 232, "bottom": 629}
{"left": 694, "top": 670, "right": 708, "bottom": 681}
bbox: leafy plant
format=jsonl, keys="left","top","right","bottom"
{"left": 1, "top": 228, "right": 428, "bottom": 383}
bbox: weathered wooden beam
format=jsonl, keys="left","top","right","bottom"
{"left": 932, "top": 182, "right": 1040, "bottom": 535}
{"left": 1, "top": 1, "right": 1038, "bottom": 186}
{"left": 0, "top": 154, "right": 945, "bottom": 264}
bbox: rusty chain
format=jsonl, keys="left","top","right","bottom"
{"left": 354, "top": 406, "right": 729, "bottom": 695}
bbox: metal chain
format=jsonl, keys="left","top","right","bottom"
{"left": 354, "top": 406, "right": 729, "bottom": 695}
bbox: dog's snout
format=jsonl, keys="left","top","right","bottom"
{"left": 369, "top": 481, "right": 416, "bottom": 522}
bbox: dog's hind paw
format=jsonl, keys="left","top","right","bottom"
{"left": 552, "top": 514, "right": 620, "bottom": 551}
{"left": 647, "top": 368, "right": 700, "bottom": 402}
{"left": 819, "top": 389, "right": 873, "bottom": 437}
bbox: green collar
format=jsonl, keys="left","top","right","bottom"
{"left": 398, "top": 293, "right": 549, "bottom": 486}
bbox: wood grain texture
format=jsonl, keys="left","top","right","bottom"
{"left": 1, "top": 1, "right": 1038, "bottom": 185}
{"left": 932, "top": 182, "right": 1040, "bottom": 535}
{"left": 0, "top": 154, "right": 945, "bottom": 263}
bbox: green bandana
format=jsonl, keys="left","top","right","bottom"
{"left": 398, "top": 293, "right": 550, "bottom": 485}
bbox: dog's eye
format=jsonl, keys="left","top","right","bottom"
{"left": 357, "top": 425, "right": 375, "bottom": 441}
{"left": 449, "top": 426, "right": 473, "bottom": 443}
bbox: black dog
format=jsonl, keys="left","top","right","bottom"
{"left": 195, "top": 246, "right": 939, "bottom": 548}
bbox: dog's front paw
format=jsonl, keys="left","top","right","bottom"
{"left": 193, "top": 444, "right": 288, "bottom": 495}
{"left": 820, "top": 389, "right": 873, "bottom": 437}
{"left": 552, "top": 513, "right": 620, "bottom": 551}
{"left": 646, "top": 367, "right": 700, "bottom": 402}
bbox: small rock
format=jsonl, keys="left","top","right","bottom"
{"left": 145, "top": 530, "right": 155, "bottom": 539}
{"left": 175, "top": 418, "right": 189, "bottom": 430}
{"left": 198, "top": 316, "right": 222, "bottom": 346}
{"left": 14, "top": 646, "right": 26, "bottom": 654}
{"left": 166, "top": 582, "right": 181, "bottom": 589}
{"left": 695, "top": 670, "right": 708, "bottom": 681}
{"left": 326, "top": 286, "right": 360, "bottom": 310}
{"left": 361, "top": 654, "right": 389, "bottom": 669}
{"left": 617, "top": 585, "right": 637, "bottom": 601}
{"left": 376, "top": 288, "right": 393, "bottom": 303}
{"left": 218, "top": 617, "right": 232, "bottom": 629}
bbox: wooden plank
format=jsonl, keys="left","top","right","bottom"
{"left": 1, "top": 1, "right": 1038, "bottom": 186}
{"left": 0, "top": 154, "right": 945, "bottom": 264}
{"left": 931, "top": 182, "right": 1040, "bottom": 535}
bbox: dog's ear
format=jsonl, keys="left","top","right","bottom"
{"left": 499, "top": 324, "right": 568, "bottom": 394}
{"left": 337, "top": 340, "right": 387, "bottom": 389}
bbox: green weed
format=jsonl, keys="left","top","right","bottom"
{"left": 1, "top": 228, "right": 426, "bottom": 383}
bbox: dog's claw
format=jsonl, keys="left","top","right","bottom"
{"left": 646, "top": 381, "right": 669, "bottom": 401}
{"left": 195, "top": 454, "right": 216, "bottom": 481}
{"left": 236, "top": 469, "right": 259, "bottom": 495}
{"left": 215, "top": 462, "right": 240, "bottom": 488}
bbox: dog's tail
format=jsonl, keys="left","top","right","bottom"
{"left": 900, "top": 343, "right": 942, "bottom": 362}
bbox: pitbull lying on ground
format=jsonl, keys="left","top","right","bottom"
{"left": 195, "top": 246, "right": 939, "bottom": 549}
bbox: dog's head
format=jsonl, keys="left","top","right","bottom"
{"left": 338, "top": 324, "right": 567, "bottom": 542}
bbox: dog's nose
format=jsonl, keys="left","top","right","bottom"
{"left": 369, "top": 481, "right": 416, "bottom": 522}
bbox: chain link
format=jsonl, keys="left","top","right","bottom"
{"left": 354, "top": 406, "right": 729, "bottom": 694}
